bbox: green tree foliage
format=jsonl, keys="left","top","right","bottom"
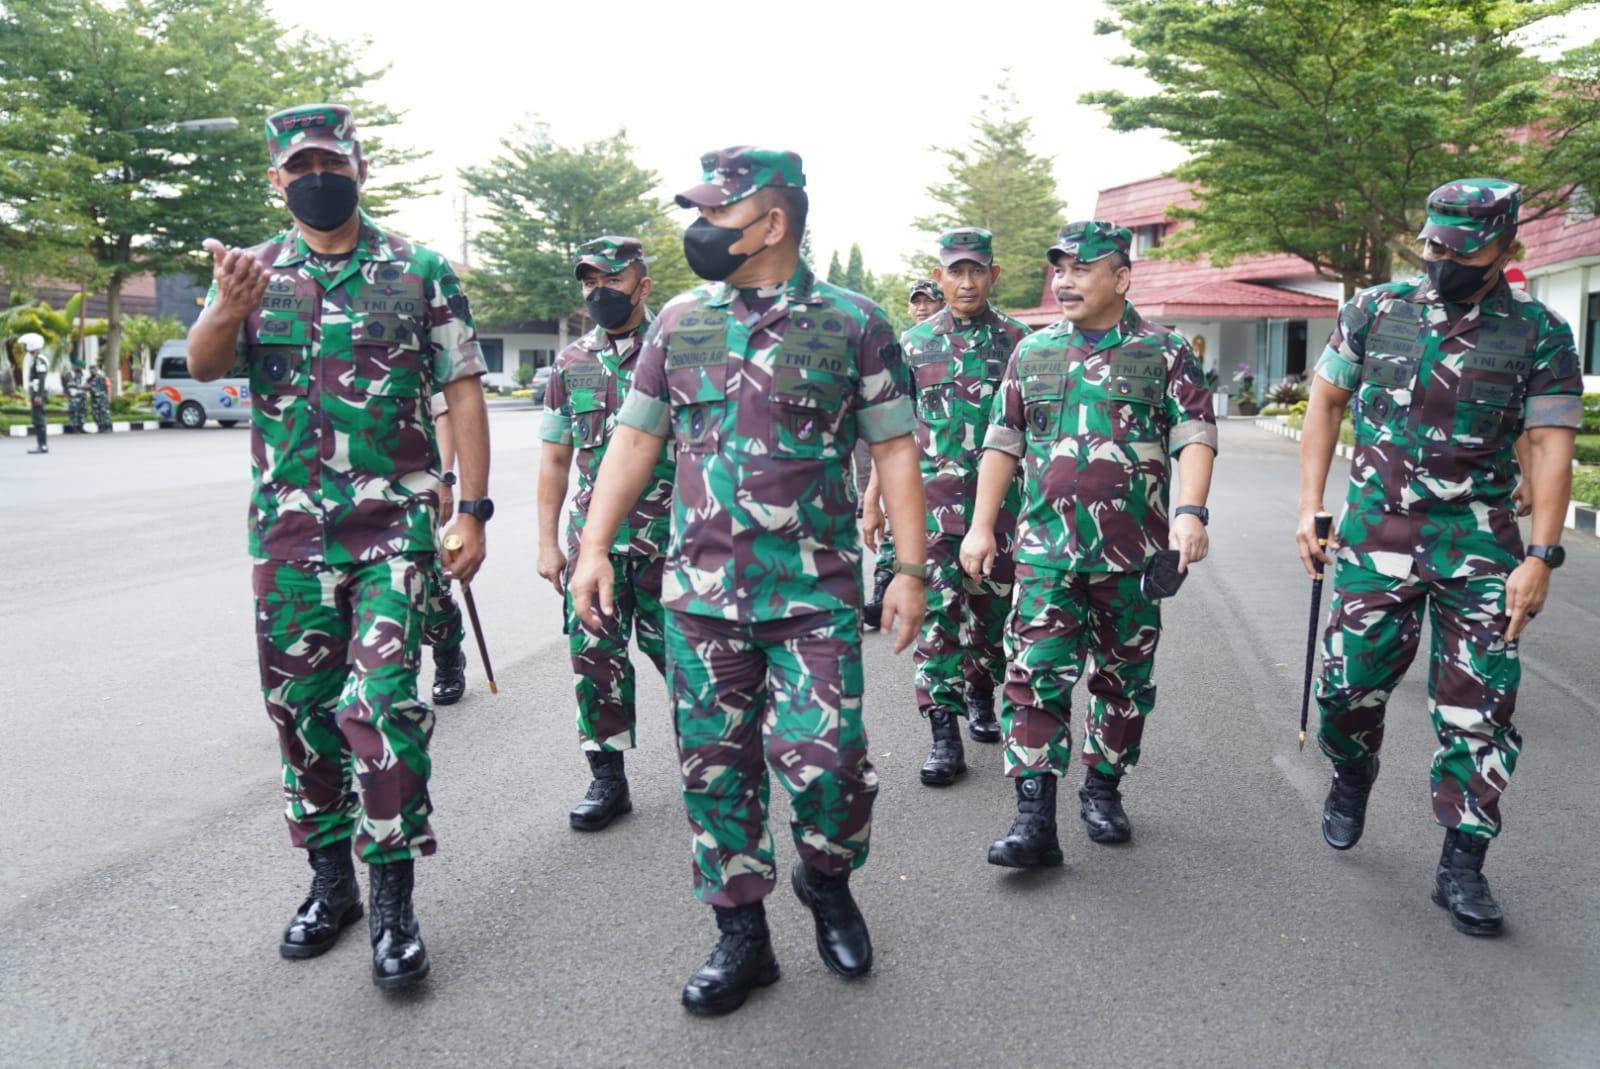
{"left": 463, "top": 125, "right": 666, "bottom": 329}
{"left": 0, "top": 0, "right": 418, "bottom": 394}
{"left": 119, "top": 313, "right": 186, "bottom": 383}
{"left": 826, "top": 250, "right": 846, "bottom": 285}
{"left": 1086, "top": 0, "right": 1600, "bottom": 291}
{"left": 914, "top": 76, "right": 1067, "bottom": 309}
{"left": 845, "top": 243, "right": 867, "bottom": 291}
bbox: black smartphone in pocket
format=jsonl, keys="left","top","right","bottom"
{"left": 1140, "top": 549, "right": 1187, "bottom": 600}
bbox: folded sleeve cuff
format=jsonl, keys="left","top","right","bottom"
{"left": 618, "top": 392, "right": 672, "bottom": 439}
{"left": 858, "top": 397, "right": 916, "bottom": 443}
{"left": 1525, "top": 393, "right": 1584, "bottom": 430}
{"left": 1315, "top": 349, "right": 1362, "bottom": 392}
{"left": 538, "top": 410, "right": 572, "bottom": 445}
{"left": 983, "top": 425, "right": 1026, "bottom": 457}
{"left": 1171, "top": 420, "right": 1219, "bottom": 456}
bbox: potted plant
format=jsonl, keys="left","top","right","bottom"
{"left": 1233, "top": 361, "right": 1259, "bottom": 416}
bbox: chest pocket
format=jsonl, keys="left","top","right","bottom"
{"left": 1022, "top": 374, "right": 1067, "bottom": 439}
{"left": 565, "top": 366, "right": 613, "bottom": 451}
{"left": 249, "top": 311, "right": 312, "bottom": 397}
{"left": 1106, "top": 351, "right": 1167, "bottom": 442}
{"left": 1453, "top": 318, "right": 1532, "bottom": 445}
{"left": 912, "top": 353, "right": 954, "bottom": 423}
{"left": 1359, "top": 305, "right": 1426, "bottom": 390}
{"left": 351, "top": 275, "right": 427, "bottom": 397}
{"left": 666, "top": 313, "right": 729, "bottom": 455}
{"left": 771, "top": 367, "right": 846, "bottom": 458}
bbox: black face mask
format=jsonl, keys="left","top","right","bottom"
{"left": 585, "top": 285, "right": 639, "bottom": 331}
{"left": 285, "top": 172, "right": 360, "bottom": 232}
{"left": 1426, "top": 256, "right": 1498, "bottom": 304}
{"left": 682, "top": 215, "right": 768, "bottom": 281}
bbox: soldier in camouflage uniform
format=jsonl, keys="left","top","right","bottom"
{"left": 64, "top": 363, "right": 88, "bottom": 433}
{"left": 187, "top": 104, "right": 491, "bottom": 989}
{"left": 1297, "top": 179, "right": 1582, "bottom": 937}
{"left": 875, "top": 228, "right": 1031, "bottom": 780}
{"left": 422, "top": 391, "right": 469, "bottom": 706}
{"left": 569, "top": 147, "right": 927, "bottom": 1016}
{"left": 86, "top": 363, "right": 112, "bottom": 432}
{"left": 862, "top": 279, "right": 943, "bottom": 632}
{"left": 961, "top": 221, "right": 1216, "bottom": 866}
{"left": 536, "top": 236, "right": 675, "bottom": 832}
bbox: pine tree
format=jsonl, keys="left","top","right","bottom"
{"left": 914, "top": 75, "right": 1065, "bottom": 309}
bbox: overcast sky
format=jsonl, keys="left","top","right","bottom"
{"left": 263, "top": 0, "right": 1599, "bottom": 276}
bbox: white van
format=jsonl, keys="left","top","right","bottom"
{"left": 152, "top": 340, "right": 251, "bottom": 429}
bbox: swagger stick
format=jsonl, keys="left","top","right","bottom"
{"left": 1299, "top": 512, "right": 1334, "bottom": 750}
{"left": 443, "top": 533, "right": 498, "bottom": 695}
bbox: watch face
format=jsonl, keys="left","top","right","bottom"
{"left": 1547, "top": 545, "right": 1565, "bottom": 568}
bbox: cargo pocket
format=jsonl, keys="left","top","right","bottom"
{"left": 1022, "top": 373, "right": 1066, "bottom": 439}
{"left": 1453, "top": 372, "right": 1520, "bottom": 445}
{"left": 771, "top": 368, "right": 845, "bottom": 459}
{"left": 669, "top": 363, "right": 727, "bottom": 456}
{"left": 914, "top": 359, "right": 954, "bottom": 424}
{"left": 572, "top": 394, "right": 611, "bottom": 451}
{"left": 249, "top": 313, "right": 312, "bottom": 398}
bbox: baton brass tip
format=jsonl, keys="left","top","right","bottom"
{"left": 488, "top": 680, "right": 499, "bottom": 695}
{"left": 1298, "top": 730, "right": 1306, "bottom": 751}
{"left": 444, "top": 533, "right": 463, "bottom": 551}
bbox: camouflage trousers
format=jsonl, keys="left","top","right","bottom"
{"left": 1002, "top": 565, "right": 1161, "bottom": 778}
{"left": 420, "top": 555, "right": 465, "bottom": 653}
{"left": 253, "top": 555, "right": 436, "bottom": 864}
{"left": 669, "top": 608, "right": 877, "bottom": 908}
{"left": 1316, "top": 561, "right": 1521, "bottom": 838}
{"left": 66, "top": 388, "right": 87, "bottom": 431}
{"left": 916, "top": 533, "right": 1013, "bottom": 717}
{"left": 563, "top": 551, "right": 666, "bottom": 751}
{"left": 87, "top": 374, "right": 110, "bottom": 430}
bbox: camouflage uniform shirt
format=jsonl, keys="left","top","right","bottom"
{"left": 1316, "top": 275, "right": 1583, "bottom": 580}
{"left": 619, "top": 262, "right": 915, "bottom": 622}
{"left": 984, "top": 300, "right": 1216, "bottom": 571}
{"left": 539, "top": 321, "right": 675, "bottom": 558}
{"left": 206, "top": 211, "right": 486, "bottom": 564}
{"left": 903, "top": 304, "right": 1031, "bottom": 536}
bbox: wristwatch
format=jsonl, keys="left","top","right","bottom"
{"left": 1174, "top": 505, "right": 1210, "bottom": 526}
{"left": 440, "top": 471, "right": 457, "bottom": 487}
{"left": 891, "top": 560, "right": 932, "bottom": 581}
{"left": 1526, "top": 544, "right": 1565, "bottom": 569}
{"left": 457, "top": 498, "right": 495, "bottom": 523}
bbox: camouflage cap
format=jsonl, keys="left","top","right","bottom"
{"left": 938, "top": 227, "right": 994, "bottom": 267}
{"left": 908, "top": 279, "right": 944, "bottom": 301}
{"left": 1048, "top": 220, "right": 1133, "bottom": 265}
{"left": 265, "top": 104, "right": 359, "bottom": 169}
{"left": 675, "top": 147, "right": 806, "bottom": 209}
{"left": 572, "top": 236, "right": 652, "bottom": 278}
{"left": 1417, "top": 178, "right": 1521, "bottom": 254}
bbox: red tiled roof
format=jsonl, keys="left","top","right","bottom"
{"left": 1012, "top": 279, "right": 1336, "bottom": 326}
{"left": 1094, "top": 176, "right": 1194, "bottom": 227}
{"left": 1516, "top": 205, "right": 1600, "bottom": 272}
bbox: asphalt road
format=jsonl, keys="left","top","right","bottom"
{"left": 2, "top": 417, "right": 1597, "bottom": 1069}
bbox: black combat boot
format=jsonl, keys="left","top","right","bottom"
{"left": 861, "top": 567, "right": 894, "bottom": 631}
{"left": 920, "top": 707, "right": 967, "bottom": 786}
{"left": 279, "top": 842, "right": 363, "bottom": 959}
{"left": 569, "top": 749, "right": 632, "bottom": 831}
{"left": 790, "top": 861, "right": 872, "bottom": 978}
{"left": 965, "top": 683, "right": 1001, "bottom": 743}
{"left": 988, "top": 775, "right": 1064, "bottom": 868}
{"left": 1321, "top": 756, "right": 1379, "bottom": 850}
{"left": 430, "top": 645, "right": 467, "bottom": 706}
{"left": 681, "top": 902, "right": 780, "bottom": 1015}
{"left": 1432, "top": 829, "right": 1504, "bottom": 937}
{"left": 369, "top": 860, "right": 430, "bottom": 988}
{"left": 1078, "top": 767, "right": 1132, "bottom": 844}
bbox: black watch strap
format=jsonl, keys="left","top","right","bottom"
{"left": 1174, "top": 504, "right": 1209, "bottom": 526}
{"left": 458, "top": 498, "right": 495, "bottom": 522}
